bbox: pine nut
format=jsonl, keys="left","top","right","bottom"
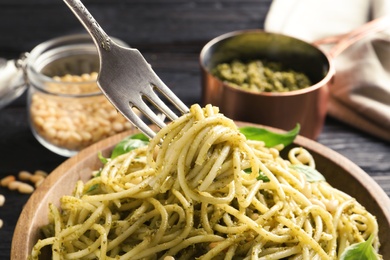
{"left": 0, "top": 194, "right": 5, "bottom": 206}
{"left": 0, "top": 219, "right": 3, "bottom": 229}
{"left": 34, "top": 170, "right": 48, "bottom": 178}
{"left": 1, "top": 175, "right": 15, "bottom": 187}
{"left": 8, "top": 181, "right": 23, "bottom": 190}
{"left": 30, "top": 175, "right": 44, "bottom": 184}
{"left": 18, "top": 171, "right": 33, "bottom": 181}
{"left": 29, "top": 73, "right": 135, "bottom": 152}
{"left": 35, "top": 178, "right": 45, "bottom": 188}
{"left": 17, "top": 183, "right": 35, "bottom": 194}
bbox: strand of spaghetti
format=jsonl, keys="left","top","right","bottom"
{"left": 173, "top": 116, "right": 237, "bottom": 156}
{"left": 136, "top": 189, "right": 195, "bottom": 259}
{"left": 241, "top": 239, "right": 264, "bottom": 258}
{"left": 147, "top": 112, "right": 192, "bottom": 162}
{"left": 258, "top": 245, "right": 301, "bottom": 260}
{"left": 99, "top": 154, "right": 122, "bottom": 184}
{"left": 60, "top": 196, "right": 97, "bottom": 211}
{"left": 153, "top": 124, "right": 183, "bottom": 169}
{"left": 267, "top": 163, "right": 305, "bottom": 190}
{"left": 107, "top": 207, "right": 162, "bottom": 252}
{"left": 206, "top": 174, "right": 234, "bottom": 190}
{"left": 241, "top": 179, "right": 263, "bottom": 209}
{"left": 184, "top": 125, "right": 212, "bottom": 169}
{"left": 146, "top": 197, "right": 169, "bottom": 245}
{"left": 64, "top": 224, "right": 107, "bottom": 259}
{"left": 51, "top": 237, "right": 61, "bottom": 260}
{"left": 187, "top": 148, "right": 221, "bottom": 188}
{"left": 225, "top": 241, "right": 238, "bottom": 260}
{"left": 238, "top": 141, "right": 260, "bottom": 180}
{"left": 119, "top": 238, "right": 152, "bottom": 260}
{"left": 233, "top": 146, "right": 246, "bottom": 209}
{"left": 204, "top": 103, "right": 218, "bottom": 117}
{"left": 251, "top": 148, "right": 274, "bottom": 161}
{"left": 49, "top": 203, "right": 62, "bottom": 236}
{"left": 73, "top": 180, "right": 84, "bottom": 198}
{"left": 177, "top": 140, "right": 236, "bottom": 203}
{"left": 309, "top": 182, "right": 327, "bottom": 201}
{"left": 157, "top": 118, "right": 194, "bottom": 167}
{"left": 77, "top": 234, "right": 93, "bottom": 248}
{"left": 82, "top": 175, "right": 156, "bottom": 202}
{"left": 246, "top": 144, "right": 286, "bottom": 201}
{"left": 59, "top": 204, "right": 104, "bottom": 242}
{"left": 199, "top": 144, "right": 231, "bottom": 191}
{"left": 195, "top": 125, "right": 233, "bottom": 165}
{"left": 30, "top": 237, "right": 57, "bottom": 260}
{"left": 62, "top": 237, "right": 75, "bottom": 253}
{"left": 217, "top": 203, "right": 290, "bottom": 243}
{"left": 158, "top": 205, "right": 186, "bottom": 243}
{"left": 200, "top": 202, "right": 213, "bottom": 233}
{"left": 102, "top": 207, "right": 112, "bottom": 232}
{"left": 332, "top": 199, "right": 356, "bottom": 228}
{"left": 277, "top": 216, "right": 331, "bottom": 260}
{"left": 122, "top": 167, "right": 153, "bottom": 185}
{"left": 196, "top": 180, "right": 236, "bottom": 204}
{"left": 214, "top": 223, "right": 249, "bottom": 234}
{"left": 301, "top": 245, "right": 310, "bottom": 260}
{"left": 82, "top": 175, "right": 105, "bottom": 192}
{"left": 351, "top": 214, "right": 369, "bottom": 231}
{"left": 252, "top": 196, "right": 272, "bottom": 216}
{"left": 279, "top": 184, "right": 311, "bottom": 207}
{"left": 164, "top": 234, "right": 225, "bottom": 258}
{"left": 288, "top": 147, "right": 315, "bottom": 168}
{"left": 222, "top": 212, "right": 234, "bottom": 225}
{"left": 303, "top": 217, "right": 313, "bottom": 238}
{"left": 117, "top": 198, "right": 169, "bottom": 259}
{"left": 125, "top": 201, "right": 151, "bottom": 232}
{"left": 150, "top": 119, "right": 221, "bottom": 191}
{"left": 313, "top": 214, "right": 324, "bottom": 241}
{"left": 201, "top": 235, "right": 246, "bottom": 259}
{"left": 117, "top": 146, "right": 148, "bottom": 176}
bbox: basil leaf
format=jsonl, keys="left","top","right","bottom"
{"left": 244, "top": 168, "right": 270, "bottom": 182}
{"left": 340, "top": 234, "right": 380, "bottom": 260}
{"left": 239, "top": 124, "right": 300, "bottom": 148}
{"left": 128, "top": 133, "right": 149, "bottom": 142}
{"left": 86, "top": 184, "right": 99, "bottom": 194}
{"left": 98, "top": 151, "right": 108, "bottom": 164}
{"left": 111, "top": 133, "right": 150, "bottom": 159}
{"left": 289, "top": 164, "right": 325, "bottom": 182}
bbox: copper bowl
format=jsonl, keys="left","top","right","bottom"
{"left": 200, "top": 30, "right": 333, "bottom": 139}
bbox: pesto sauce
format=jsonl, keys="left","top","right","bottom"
{"left": 212, "top": 59, "right": 311, "bottom": 92}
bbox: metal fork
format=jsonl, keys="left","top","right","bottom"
{"left": 63, "top": 0, "right": 189, "bottom": 138}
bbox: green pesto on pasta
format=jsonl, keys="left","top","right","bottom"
{"left": 31, "top": 104, "right": 380, "bottom": 260}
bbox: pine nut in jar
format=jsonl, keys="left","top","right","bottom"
{"left": 26, "top": 34, "right": 134, "bottom": 157}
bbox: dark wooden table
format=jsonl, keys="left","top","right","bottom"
{"left": 1, "top": 1, "right": 389, "bottom": 259}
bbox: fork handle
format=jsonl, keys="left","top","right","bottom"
{"left": 63, "top": 0, "right": 112, "bottom": 52}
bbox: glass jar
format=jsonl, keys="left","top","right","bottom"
{"left": 25, "top": 34, "right": 133, "bottom": 157}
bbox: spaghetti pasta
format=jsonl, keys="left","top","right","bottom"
{"left": 31, "top": 104, "right": 380, "bottom": 259}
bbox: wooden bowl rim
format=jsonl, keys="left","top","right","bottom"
{"left": 11, "top": 122, "right": 390, "bottom": 259}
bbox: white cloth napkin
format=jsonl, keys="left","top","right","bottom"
{"left": 265, "top": 0, "right": 390, "bottom": 141}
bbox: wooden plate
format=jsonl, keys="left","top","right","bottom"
{"left": 11, "top": 123, "right": 390, "bottom": 259}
